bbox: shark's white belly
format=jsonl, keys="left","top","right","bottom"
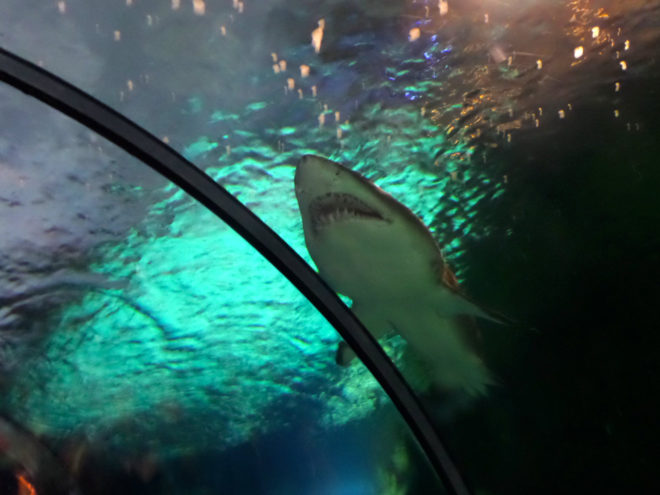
{"left": 307, "top": 219, "right": 439, "bottom": 304}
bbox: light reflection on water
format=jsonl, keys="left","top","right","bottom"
{"left": 0, "top": 0, "right": 659, "bottom": 493}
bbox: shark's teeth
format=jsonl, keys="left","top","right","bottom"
{"left": 309, "top": 192, "right": 386, "bottom": 232}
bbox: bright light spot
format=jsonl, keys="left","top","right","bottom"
{"left": 538, "top": 107, "right": 543, "bottom": 116}
{"left": 484, "top": 13, "right": 489, "bottom": 23}
{"left": 278, "top": 59, "right": 287, "bottom": 72}
{"left": 311, "top": 85, "right": 317, "bottom": 97}
{"left": 193, "top": 0, "right": 206, "bottom": 15}
{"left": 620, "top": 60, "right": 627, "bottom": 71}
{"left": 297, "top": 89, "right": 303, "bottom": 99}
{"left": 171, "top": 0, "right": 180, "bottom": 10}
{"left": 591, "top": 26, "right": 600, "bottom": 38}
{"left": 615, "top": 81, "right": 620, "bottom": 92}
{"left": 300, "top": 64, "right": 310, "bottom": 78}
{"left": 567, "top": 103, "right": 573, "bottom": 111}
{"left": 127, "top": 80, "right": 134, "bottom": 91}
{"left": 490, "top": 45, "right": 507, "bottom": 63}
{"left": 624, "top": 40, "right": 630, "bottom": 50}
{"left": 238, "top": 1, "right": 245, "bottom": 14}
{"left": 271, "top": 53, "right": 278, "bottom": 62}
{"left": 57, "top": 1, "right": 66, "bottom": 13}
{"left": 439, "top": 0, "right": 448, "bottom": 16}
{"left": 114, "top": 30, "right": 121, "bottom": 41}
{"left": 614, "top": 109, "right": 620, "bottom": 118}
{"left": 146, "top": 15, "right": 153, "bottom": 26}
{"left": 126, "top": 0, "right": 133, "bottom": 6}
{"left": 312, "top": 19, "right": 325, "bottom": 54}
{"left": 335, "top": 111, "right": 341, "bottom": 122}
{"left": 574, "top": 46, "right": 584, "bottom": 58}
{"left": 272, "top": 64, "right": 280, "bottom": 74}
{"left": 226, "top": 145, "right": 231, "bottom": 155}
{"left": 220, "top": 25, "right": 226, "bottom": 36}
{"left": 535, "top": 119, "right": 540, "bottom": 127}
{"left": 287, "top": 78, "right": 295, "bottom": 90}
{"left": 163, "top": 136, "right": 170, "bottom": 143}
{"left": 318, "top": 113, "right": 326, "bottom": 126}
{"left": 16, "top": 474, "right": 36, "bottom": 495}
{"left": 409, "top": 28, "right": 421, "bottom": 42}
{"left": 337, "top": 127, "right": 343, "bottom": 139}
{"left": 536, "top": 59, "right": 543, "bottom": 69}
{"left": 558, "top": 109, "right": 566, "bottom": 119}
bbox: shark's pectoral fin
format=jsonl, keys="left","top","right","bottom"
{"left": 439, "top": 284, "right": 512, "bottom": 325}
{"left": 335, "top": 341, "right": 355, "bottom": 366}
{"left": 335, "top": 301, "right": 394, "bottom": 366}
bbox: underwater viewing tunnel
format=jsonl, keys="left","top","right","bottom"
{"left": 1, "top": 1, "right": 659, "bottom": 494}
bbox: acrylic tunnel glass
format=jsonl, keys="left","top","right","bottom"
{"left": 0, "top": 84, "right": 447, "bottom": 494}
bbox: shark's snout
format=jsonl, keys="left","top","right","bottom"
{"left": 295, "top": 155, "right": 389, "bottom": 234}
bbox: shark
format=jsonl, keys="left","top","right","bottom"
{"left": 294, "top": 154, "right": 504, "bottom": 396}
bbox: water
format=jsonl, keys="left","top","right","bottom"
{"left": 0, "top": 1, "right": 659, "bottom": 494}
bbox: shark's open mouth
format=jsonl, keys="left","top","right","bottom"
{"left": 309, "top": 192, "right": 386, "bottom": 232}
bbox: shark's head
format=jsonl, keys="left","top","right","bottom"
{"left": 294, "top": 154, "right": 442, "bottom": 299}
{"left": 294, "top": 155, "right": 394, "bottom": 236}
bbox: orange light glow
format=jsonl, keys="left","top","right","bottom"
{"left": 16, "top": 474, "right": 36, "bottom": 495}
{"left": 408, "top": 27, "right": 421, "bottom": 42}
{"left": 192, "top": 0, "right": 205, "bottom": 16}
{"left": 311, "top": 19, "right": 325, "bottom": 54}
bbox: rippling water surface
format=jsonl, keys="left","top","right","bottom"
{"left": 0, "top": 1, "right": 659, "bottom": 494}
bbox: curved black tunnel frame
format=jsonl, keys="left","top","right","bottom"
{"left": 0, "top": 47, "right": 471, "bottom": 495}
